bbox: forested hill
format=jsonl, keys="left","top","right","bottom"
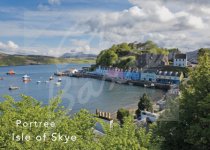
{"left": 96, "top": 41, "right": 176, "bottom": 68}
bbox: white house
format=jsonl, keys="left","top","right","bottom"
{"left": 173, "top": 54, "right": 187, "bottom": 67}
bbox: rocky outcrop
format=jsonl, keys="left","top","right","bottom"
{"left": 136, "top": 53, "right": 169, "bottom": 69}
{"left": 186, "top": 50, "right": 198, "bottom": 64}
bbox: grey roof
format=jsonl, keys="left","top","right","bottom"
{"left": 175, "top": 54, "right": 186, "bottom": 59}
{"left": 156, "top": 71, "right": 181, "bottom": 76}
{"left": 143, "top": 69, "right": 158, "bottom": 74}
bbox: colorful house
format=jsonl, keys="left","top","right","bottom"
{"left": 140, "top": 69, "right": 157, "bottom": 82}
{"left": 156, "top": 70, "right": 184, "bottom": 84}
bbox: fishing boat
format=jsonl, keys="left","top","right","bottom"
{"left": 6, "top": 69, "right": 15, "bottom": 75}
{"left": 22, "top": 74, "right": 31, "bottom": 82}
{"left": 9, "top": 86, "right": 19, "bottom": 90}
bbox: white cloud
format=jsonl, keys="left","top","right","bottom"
{"left": 7, "top": 41, "right": 19, "bottom": 49}
{"left": 0, "top": 41, "right": 19, "bottom": 50}
{"left": 1, "top": 0, "right": 210, "bottom": 56}
{"left": 48, "top": 0, "right": 61, "bottom": 5}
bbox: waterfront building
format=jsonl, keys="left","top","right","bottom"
{"left": 124, "top": 70, "right": 132, "bottom": 80}
{"left": 156, "top": 70, "right": 184, "bottom": 84}
{"left": 95, "top": 66, "right": 108, "bottom": 76}
{"left": 173, "top": 54, "right": 187, "bottom": 67}
{"left": 131, "top": 71, "right": 141, "bottom": 80}
{"left": 140, "top": 69, "right": 157, "bottom": 82}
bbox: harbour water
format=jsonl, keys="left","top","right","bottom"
{"left": 0, "top": 64, "right": 165, "bottom": 114}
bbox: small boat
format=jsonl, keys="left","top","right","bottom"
{"left": 44, "top": 81, "right": 49, "bottom": 83}
{"left": 9, "top": 86, "right": 19, "bottom": 90}
{"left": 58, "top": 78, "right": 62, "bottom": 82}
{"left": 6, "top": 69, "right": 15, "bottom": 75}
{"left": 151, "top": 83, "right": 155, "bottom": 87}
{"left": 49, "top": 76, "right": 54, "bottom": 80}
{"left": 22, "top": 74, "right": 31, "bottom": 82}
{"left": 0, "top": 77, "right": 3, "bottom": 80}
{"left": 144, "top": 83, "right": 155, "bottom": 88}
{"left": 37, "top": 81, "right": 41, "bottom": 84}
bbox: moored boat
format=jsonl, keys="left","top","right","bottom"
{"left": 58, "top": 78, "right": 62, "bottom": 82}
{"left": 37, "top": 81, "right": 41, "bottom": 84}
{"left": 9, "top": 86, "right": 19, "bottom": 90}
{"left": 22, "top": 74, "right": 31, "bottom": 82}
{"left": 6, "top": 69, "right": 15, "bottom": 75}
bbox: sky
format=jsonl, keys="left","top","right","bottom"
{"left": 0, "top": 0, "right": 210, "bottom": 56}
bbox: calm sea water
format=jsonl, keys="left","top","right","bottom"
{"left": 0, "top": 64, "right": 165, "bottom": 114}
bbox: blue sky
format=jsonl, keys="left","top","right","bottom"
{"left": 0, "top": 0, "right": 210, "bottom": 56}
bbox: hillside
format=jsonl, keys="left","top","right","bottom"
{"left": 0, "top": 53, "right": 95, "bottom": 66}
{"left": 186, "top": 48, "right": 210, "bottom": 64}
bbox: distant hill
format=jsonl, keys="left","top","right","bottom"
{"left": 61, "top": 52, "right": 97, "bottom": 58}
{"left": 186, "top": 48, "right": 210, "bottom": 64}
{"left": 0, "top": 52, "right": 95, "bottom": 66}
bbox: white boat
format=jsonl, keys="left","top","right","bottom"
{"left": 22, "top": 74, "right": 31, "bottom": 81}
{"left": 44, "top": 81, "right": 49, "bottom": 83}
{"left": 151, "top": 83, "right": 155, "bottom": 87}
{"left": 9, "top": 86, "right": 19, "bottom": 90}
{"left": 58, "top": 78, "right": 62, "bottom": 82}
{"left": 37, "top": 81, "right": 41, "bottom": 84}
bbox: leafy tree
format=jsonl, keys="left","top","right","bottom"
{"left": 0, "top": 94, "right": 159, "bottom": 149}
{"left": 136, "top": 93, "right": 153, "bottom": 117}
{"left": 0, "top": 94, "right": 99, "bottom": 149}
{"left": 96, "top": 50, "right": 118, "bottom": 66}
{"left": 156, "top": 53, "right": 210, "bottom": 150}
{"left": 99, "top": 116, "right": 154, "bottom": 150}
{"left": 117, "top": 108, "right": 130, "bottom": 124}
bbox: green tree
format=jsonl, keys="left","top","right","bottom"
{"left": 0, "top": 94, "right": 159, "bottom": 149}
{"left": 117, "top": 108, "right": 130, "bottom": 124}
{"left": 96, "top": 50, "right": 118, "bottom": 66}
{"left": 99, "top": 116, "right": 154, "bottom": 149}
{"left": 156, "top": 53, "right": 210, "bottom": 150}
{"left": 0, "top": 94, "right": 99, "bottom": 149}
{"left": 136, "top": 93, "right": 153, "bottom": 117}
